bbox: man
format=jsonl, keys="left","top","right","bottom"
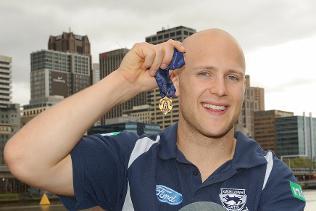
{"left": 4, "top": 29, "right": 305, "bottom": 210}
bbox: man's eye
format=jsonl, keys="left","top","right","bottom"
{"left": 227, "top": 75, "right": 240, "bottom": 81}
{"left": 197, "top": 71, "right": 210, "bottom": 76}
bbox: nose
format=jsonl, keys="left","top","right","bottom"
{"left": 209, "top": 76, "right": 227, "bottom": 96}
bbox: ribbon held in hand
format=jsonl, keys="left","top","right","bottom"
{"left": 155, "top": 49, "right": 185, "bottom": 115}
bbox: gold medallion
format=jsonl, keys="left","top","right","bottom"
{"left": 159, "top": 96, "right": 173, "bottom": 115}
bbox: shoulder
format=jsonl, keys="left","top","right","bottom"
{"left": 259, "top": 152, "right": 306, "bottom": 210}
{"left": 262, "top": 151, "right": 295, "bottom": 190}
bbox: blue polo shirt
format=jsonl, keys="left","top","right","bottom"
{"left": 59, "top": 124, "right": 305, "bottom": 211}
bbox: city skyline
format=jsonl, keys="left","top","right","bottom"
{"left": 1, "top": 0, "right": 316, "bottom": 115}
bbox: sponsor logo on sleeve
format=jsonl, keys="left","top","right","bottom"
{"left": 156, "top": 185, "right": 183, "bottom": 205}
{"left": 219, "top": 188, "right": 248, "bottom": 211}
{"left": 290, "top": 181, "right": 305, "bottom": 202}
{"left": 100, "top": 131, "right": 120, "bottom": 136}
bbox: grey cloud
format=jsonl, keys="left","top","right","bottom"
{"left": 1, "top": 0, "right": 316, "bottom": 105}
{"left": 267, "top": 78, "right": 316, "bottom": 92}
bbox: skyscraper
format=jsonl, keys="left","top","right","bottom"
{"left": 92, "top": 63, "right": 100, "bottom": 84}
{"left": 145, "top": 26, "right": 196, "bottom": 128}
{"left": 48, "top": 32, "right": 91, "bottom": 56}
{"left": 254, "top": 110, "right": 293, "bottom": 152}
{"left": 276, "top": 114, "right": 316, "bottom": 161}
{"left": 100, "top": 49, "right": 128, "bottom": 79}
{"left": 30, "top": 50, "right": 91, "bottom": 105}
{"left": 0, "top": 55, "right": 12, "bottom": 108}
{"left": 48, "top": 32, "right": 93, "bottom": 84}
{"left": 0, "top": 55, "right": 21, "bottom": 164}
{"left": 236, "top": 75, "right": 265, "bottom": 137}
{"left": 145, "top": 26, "right": 196, "bottom": 44}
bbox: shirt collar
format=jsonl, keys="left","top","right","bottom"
{"left": 158, "top": 124, "right": 267, "bottom": 169}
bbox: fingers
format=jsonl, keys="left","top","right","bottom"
{"left": 132, "top": 39, "right": 185, "bottom": 77}
{"left": 142, "top": 47, "right": 156, "bottom": 70}
{"left": 160, "top": 39, "right": 186, "bottom": 69}
{"left": 148, "top": 45, "right": 164, "bottom": 76}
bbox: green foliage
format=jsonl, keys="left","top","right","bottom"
{"left": 0, "top": 193, "right": 19, "bottom": 201}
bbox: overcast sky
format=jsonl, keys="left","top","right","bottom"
{"left": 1, "top": 0, "right": 316, "bottom": 116}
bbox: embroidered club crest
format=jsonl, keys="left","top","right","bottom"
{"left": 219, "top": 188, "right": 247, "bottom": 211}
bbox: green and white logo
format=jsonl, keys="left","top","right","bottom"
{"left": 289, "top": 181, "right": 305, "bottom": 202}
{"left": 101, "top": 131, "right": 120, "bottom": 136}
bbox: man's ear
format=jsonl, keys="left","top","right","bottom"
{"left": 170, "top": 70, "right": 180, "bottom": 97}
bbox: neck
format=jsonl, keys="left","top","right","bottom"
{"left": 177, "top": 119, "right": 236, "bottom": 180}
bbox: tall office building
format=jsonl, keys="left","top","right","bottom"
{"left": 92, "top": 63, "right": 100, "bottom": 84}
{"left": 276, "top": 114, "right": 316, "bottom": 161}
{"left": 30, "top": 50, "right": 91, "bottom": 105}
{"left": 254, "top": 110, "right": 293, "bottom": 152}
{"left": 99, "top": 49, "right": 148, "bottom": 124}
{"left": 48, "top": 32, "right": 91, "bottom": 56}
{"left": 0, "top": 55, "right": 21, "bottom": 164}
{"left": 145, "top": 26, "right": 196, "bottom": 44}
{"left": 100, "top": 49, "right": 128, "bottom": 78}
{"left": 145, "top": 26, "right": 196, "bottom": 128}
{"left": 48, "top": 32, "right": 93, "bottom": 84}
{"left": 236, "top": 75, "right": 265, "bottom": 137}
{"left": 0, "top": 104, "right": 21, "bottom": 164}
{"left": 0, "top": 55, "right": 12, "bottom": 107}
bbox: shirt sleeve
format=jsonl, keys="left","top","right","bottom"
{"left": 258, "top": 154, "right": 306, "bottom": 211}
{"left": 58, "top": 132, "right": 138, "bottom": 211}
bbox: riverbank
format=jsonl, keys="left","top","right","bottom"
{"left": 0, "top": 193, "right": 61, "bottom": 207}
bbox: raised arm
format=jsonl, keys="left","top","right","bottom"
{"left": 4, "top": 40, "right": 185, "bottom": 196}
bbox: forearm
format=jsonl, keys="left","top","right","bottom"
{"left": 5, "top": 70, "right": 138, "bottom": 171}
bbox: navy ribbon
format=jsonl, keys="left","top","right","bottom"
{"left": 155, "top": 49, "right": 185, "bottom": 98}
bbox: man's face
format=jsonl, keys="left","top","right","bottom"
{"left": 174, "top": 31, "right": 245, "bottom": 138}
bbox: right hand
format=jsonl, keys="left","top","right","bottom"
{"left": 117, "top": 39, "right": 185, "bottom": 92}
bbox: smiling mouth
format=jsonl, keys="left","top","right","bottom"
{"left": 202, "top": 103, "right": 228, "bottom": 112}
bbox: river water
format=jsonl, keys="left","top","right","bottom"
{"left": 1, "top": 190, "right": 315, "bottom": 210}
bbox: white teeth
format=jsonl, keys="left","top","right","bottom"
{"left": 203, "top": 103, "right": 226, "bottom": 111}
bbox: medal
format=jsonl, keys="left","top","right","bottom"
{"left": 159, "top": 96, "right": 173, "bottom": 115}
{"left": 155, "top": 49, "right": 185, "bottom": 115}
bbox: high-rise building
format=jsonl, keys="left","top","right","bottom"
{"left": 145, "top": 26, "right": 196, "bottom": 128}
{"left": 254, "top": 110, "right": 293, "bottom": 152}
{"left": 100, "top": 48, "right": 128, "bottom": 78}
{"left": 99, "top": 49, "right": 148, "bottom": 124}
{"left": 92, "top": 63, "right": 100, "bottom": 84}
{"left": 0, "top": 55, "right": 21, "bottom": 164}
{"left": 236, "top": 75, "right": 265, "bottom": 137}
{"left": 48, "top": 32, "right": 91, "bottom": 56}
{"left": 23, "top": 32, "right": 93, "bottom": 125}
{"left": 30, "top": 50, "right": 91, "bottom": 105}
{"left": 0, "top": 104, "right": 21, "bottom": 164}
{"left": 145, "top": 26, "right": 196, "bottom": 44}
{"left": 276, "top": 114, "right": 316, "bottom": 161}
{"left": 123, "top": 104, "right": 152, "bottom": 123}
{"left": 48, "top": 32, "right": 93, "bottom": 84}
{"left": 0, "top": 55, "right": 12, "bottom": 108}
